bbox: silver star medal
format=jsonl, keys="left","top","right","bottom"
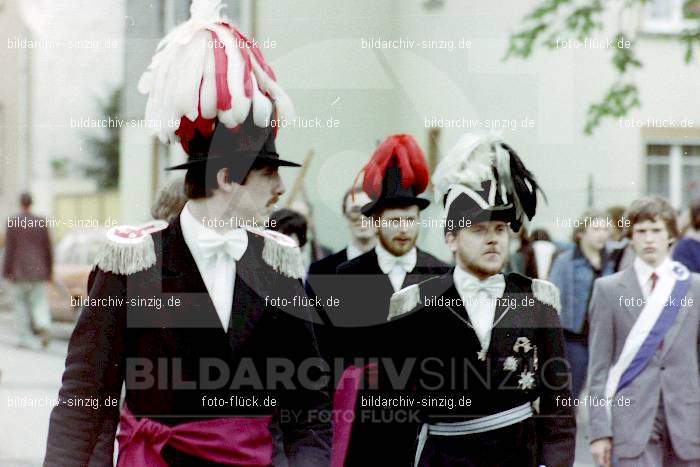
{"left": 477, "top": 348, "right": 487, "bottom": 361}
{"left": 513, "top": 336, "right": 532, "bottom": 353}
{"left": 518, "top": 370, "right": 535, "bottom": 390}
{"left": 503, "top": 356, "right": 519, "bottom": 371}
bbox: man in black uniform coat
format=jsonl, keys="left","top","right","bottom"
{"left": 306, "top": 187, "right": 376, "bottom": 281}
{"left": 388, "top": 134, "right": 576, "bottom": 467}
{"left": 331, "top": 134, "right": 449, "bottom": 467}
{"left": 304, "top": 187, "right": 376, "bottom": 365}
{"left": 44, "top": 4, "right": 330, "bottom": 465}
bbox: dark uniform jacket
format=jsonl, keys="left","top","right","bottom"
{"left": 386, "top": 271, "right": 577, "bottom": 467}
{"left": 330, "top": 247, "right": 449, "bottom": 467}
{"left": 304, "top": 248, "right": 348, "bottom": 307}
{"left": 308, "top": 248, "right": 348, "bottom": 278}
{"left": 44, "top": 219, "right": 331, "bottom": 467}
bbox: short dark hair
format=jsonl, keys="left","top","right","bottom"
{"left": 341, "top": 187, "right": 365, "bottom": 215}
{"left": 19, "top": 192, "right": 32, "bottom": 208}
{"left": 268, "top": 208, "right": 308, "bottom": 247}
{"left": 690, "top": 199, "right": 700, "bottom": 230}
{"left": 626, "top": 196, "right": 679, "bottom": 240}
{"left": 183, "top": 158, "right": 271, "bottom": 199}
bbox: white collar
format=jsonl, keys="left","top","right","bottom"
{"left": 634, "top": 256, "right": 673, "bottom": 288}
{"left": 180, "top": 202, "right": 205, "bottom": 257}
{"left": 375, "top": 242, "right": 417, "bottom": 275}
{"left": 346, "top": 243, "right": 365, "bottom": 261}
{"left": 453, "top": 265, "right": 501, "bottom": 288}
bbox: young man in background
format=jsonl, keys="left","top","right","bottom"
{"left": 588, "top": 196, "right": 700, "bottom": 467}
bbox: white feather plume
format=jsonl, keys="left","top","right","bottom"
{"left": 249, "top": 51, "right": 296, "bottom": 123}
{"left": 432, "top": 133, "right": 493, "bottom": 204}
{"left": 250, "top": 73, "right": 274, "bottom": 127}
{"left": 199, "top": 40, "right": 218, "bottom": 119}
{"left": 138, "top": 0, "right": 294, "bottom": 144}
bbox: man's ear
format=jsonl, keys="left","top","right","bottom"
{"left": 216, "top": 167, "right": 235, "bottom": 193}
{"left": 445, "top": 231, "right": 458, "bottom": 253}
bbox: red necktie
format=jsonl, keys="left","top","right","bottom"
{"left": 650, "top": 272, "right": 659, "bottom": 292}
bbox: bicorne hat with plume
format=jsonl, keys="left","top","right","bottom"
{"left": 432, "top": 134, "right": 543, "bottom": 232}
{"left": 359, "top": 134, "right": 431, "bottom": 216}
{"left": 138, "top": 0, "right": 299, "bottom": 172}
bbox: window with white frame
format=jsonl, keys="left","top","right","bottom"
{"left": 646, "top": 142, "right": 700, "bottom": 208}
{"left": 642, "top": 0, "right": 700, "bottom": 34}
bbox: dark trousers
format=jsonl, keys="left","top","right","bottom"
{"left": 563, "top": 332, "right": 588, "bottom": 398}
{"left": 417, "top": 418, "right": 538, "bottom": 467}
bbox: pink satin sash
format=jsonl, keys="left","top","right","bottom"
{"left": 116, "top": 406, "right": 273, "bottom": 466}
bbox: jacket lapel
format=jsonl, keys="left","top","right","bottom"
{"left": 161, "top": 218, "right": 224, "bottom": 331}
{"left": 618, "top": 267, "right": 645, "bottom": 319}
{"left": 403, "top": 249, "right": 430, "bottom": 289}
{"left": 366, "top": 249, "right": 395, "bottom": 297}
{"left": 226, "top": 232, "right": 268, "bottom": 353}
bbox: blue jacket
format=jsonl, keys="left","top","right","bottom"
{"left": 549, "top": 246, "right": 614, "bottom": 334}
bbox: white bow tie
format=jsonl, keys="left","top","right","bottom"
{"left": 378, "top": 253, "right": 415, "bottom": 274}
{"left": 456, "top": 274, "right": 506, "bottom": 299}
{"left": 198, "top": 229, "right": 248, "bottom": 261}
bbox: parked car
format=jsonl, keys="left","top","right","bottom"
{"left": 50, "top": 229, "right": 106, "bottom": 322}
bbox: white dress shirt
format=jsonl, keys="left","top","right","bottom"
{"left": 180, "top": 203, "right": 248, "bottom": 330}
{"left": 453, "top": 266, "right": 506, "bottom": 350}
{"left": 634, "top": 256, "right": 673, "bottom": 299}
{"left": 375, "top": 243, "right": 417, "bottom": 292}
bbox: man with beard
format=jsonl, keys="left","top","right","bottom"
{"left": 388, "top": 134, "right": 576, "bottom": 467}
{"left": 335, "top": 134, "right": 448, "bottom": 327}
{"left": 44, "top": 2, "right": 330, "bottom": 466}
{"left": 331, "top": 134, "right": 448, "bottom": 467}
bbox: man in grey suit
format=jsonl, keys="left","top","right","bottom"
{"left": 587, "top": 196, "right": 700, "bottom": 467}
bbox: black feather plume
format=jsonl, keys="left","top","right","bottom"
{"left": 500, "top": 143, "right": 546, "bottom": 222}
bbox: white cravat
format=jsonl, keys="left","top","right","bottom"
{"left": 454, "top": 266, "right": 506, "bottom": 350}
{"left": 375, "top": 243, "right": 417, "bottom": 292}
{"left": 634, "top": 257, "right": 672, "bottom": 299}
{"left": 180, "top": 203, "right": 248, "bottom": 330}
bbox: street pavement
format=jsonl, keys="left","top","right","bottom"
{"left": 0, "top": 312, "right": 70, "bottom": 466}
{"left": 0, "top": 310, "right": 596, "bottom": 466}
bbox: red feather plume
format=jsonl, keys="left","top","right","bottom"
{"left": 361, "top": 134, "right": 429, "bottom": 198}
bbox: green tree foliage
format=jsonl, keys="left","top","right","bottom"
{"left": 505, "top": 0, "right": 700, "bottom": 135}
{"left": 83, "top": 87, "right": 122, "bottom": 188}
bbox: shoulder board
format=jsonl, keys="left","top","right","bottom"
{"left": 532, "top": 279, "right": 562, "bottom": 314}
{"left": 95, "top": 220, "right": 167, "bottom": 275}
{"left": 248, "top": 228, "right": 305, "bottom": 279}
{"left": 388, "top": 284, "right": 421, "bottom": 321}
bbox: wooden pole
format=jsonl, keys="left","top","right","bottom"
{"left": 285, "top": 149, "right": 314, "bottom": 207}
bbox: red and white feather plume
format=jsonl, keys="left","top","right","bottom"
{"left": 137, "top": 0, "right": 295, "bottom": 149}
{"left": 361, "top": 134, "right": 430, "bottom": 198}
